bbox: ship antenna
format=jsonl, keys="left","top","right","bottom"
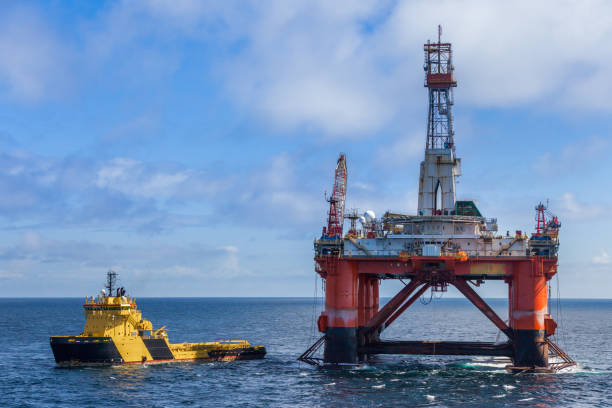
{"left": 105, "top": 270, "right": 118, "bottom": 297}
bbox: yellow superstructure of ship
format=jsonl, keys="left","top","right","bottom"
{"left": 50, "top": 272, "right": 266, "bottom": 366}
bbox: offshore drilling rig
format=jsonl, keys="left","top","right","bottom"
{"left": 299, "top": 28, "right": 575, "bottom": 372}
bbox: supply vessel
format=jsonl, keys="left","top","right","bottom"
{"left": 50, "top": 271, "right": 266, "bottom": 366}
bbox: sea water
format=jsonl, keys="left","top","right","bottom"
{"left": 1, "top": 298, "right": 610, "bottom": 407}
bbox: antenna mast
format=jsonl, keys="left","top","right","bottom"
{"left": 105, "top": 270, "right": 118, "bottom": 296}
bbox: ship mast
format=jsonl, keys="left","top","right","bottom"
{"left": 105, "top": 270, "right": 118, "bottom": 297}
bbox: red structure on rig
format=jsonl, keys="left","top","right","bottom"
{"left": 299, "top": 28, "right": 574, "bottom": 372}
{"left": 322, "top": 154, "right": 347, "bottom": 239}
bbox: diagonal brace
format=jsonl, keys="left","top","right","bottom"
{"left": 362, "top": 279, "right": 421, "bottom": 335}
{"left": 383, "top": 283, "right": 431, "bottom": 331}
{"left": 453, "top": 278, "right": 514, "bottom": 339}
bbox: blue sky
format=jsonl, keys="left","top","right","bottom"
{"left": 0, "top": 0, "right": 611, "bottom": 298}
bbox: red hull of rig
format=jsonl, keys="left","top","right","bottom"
{"left": 299, "top": 28, "right": 574, "bottom": 372}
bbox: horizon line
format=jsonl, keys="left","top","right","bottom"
{"left": 1, "top": 296, "right": 610, "bottom": 300}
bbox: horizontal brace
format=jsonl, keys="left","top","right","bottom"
{"left": 359, "top": 341, "right": 513, "bottom": 357}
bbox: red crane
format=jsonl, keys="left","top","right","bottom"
{"left": 322, "top": 154, "right": 347, "bottom": 239}
{"left": 535, "top": 202, "right": 561, "bottom": 236}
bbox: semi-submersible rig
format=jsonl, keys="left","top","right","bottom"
{"left": 299, "top": 29, "right": 575, "bottom": 373}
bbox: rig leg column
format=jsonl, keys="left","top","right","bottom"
{"left": 358, "top": 276, "right": 367, "bottom": 328}
{"left": 510, "top": 260, "right": 549, "bottom": 368}
{"left": 357, "top": 275, "right": 371, "bottom": 362}
{"left": 370, "top": 278, "right": 380, "bottom": 342}
{"left": 324, "top": 260, "right": 358, "bottom": 364}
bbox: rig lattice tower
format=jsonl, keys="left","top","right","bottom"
{"left": 418, "top": 25, "right": 461, "bottom": 217}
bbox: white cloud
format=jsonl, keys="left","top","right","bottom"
{"left": 0, "top": 233, "right": 250, "bottom": 282}
{"left": 559, "top": 192, "right": 606, "bottom": 221}
{"left": 23, "top": 231, "right": 42, "bottom": 250}
{"left": 232, "top": 152, "right": 323, "bottom": 227}
{"left": 0, "top": 7, "right": 71, "bottom": 100}
{"left": 103, "top": 113, "right": 160, "bottom": 143}
{"left": 352, "top": 181, "right": 374, "bottom": 192}
{"left": 133, "top": 0, "right": 612, "bottom": 136}
{"left": 0, "top": 271, "right": 23, "bottom": 279}
{"left": 592, "top": 250, "right": 611, "bottom": 265}
{"left": 214, "top": 1, "right": 396, "bottom": 136}
{"left": 96, "top": 158, "right": 191, "bottom": 199}
{"left": 534, "top": 136, "right": 609, "bottom": 177}
{"left": 8, "top": 1, "right": 612, "bottom": 133}
{"left": 375, "top": 133, "right": 423, "bottom": 168}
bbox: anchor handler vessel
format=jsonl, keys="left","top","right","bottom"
{"left": 298, "top": 27, "right": 575, "bottom": 372}
{"left": 50, "top": 271, "right": 266, "bottom": 366}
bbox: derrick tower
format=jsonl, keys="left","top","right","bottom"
{"left": 418, "top": 25, "right": 460, "bottom": 216}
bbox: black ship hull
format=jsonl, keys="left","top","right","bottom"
{"left": 50, "top": 336, "right": 123, "bottom": 366}
{"left": 50, "top": 336, "right": 266, "bottom": 366}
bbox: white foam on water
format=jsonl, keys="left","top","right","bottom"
{"left": 464, "top": 356, "right": 512, "bottom": 371}
{"left": 492, "top": 394, "right": 506, "bottom": 399}
{"left": 518, "top": 398, "right": 534, "bottom": 402}
{"left": 372, "top": 384, "right": 386, "bottom": 389}
{"left": 324, "top": 382, "right": 336, "bottom": 386}
{"left": 109, "top": 376, "right": 116, "bottom": 380}
{"left": 465, "top": 361, "right": 508, "bottom": 369}
{"left": 352, "top": 364, "right": 376, "bottom": 371}
{"left": 555, "top": 364, "right": 612, "bottom": 375}
{"left": 390, "top": 378, "right": 401, "bottom": 382}
{"left": 503, "top": 385, "right": 516, "bottom": 391}
{"left": 425, "top": 395, "right": 435, "bottom": 401}
{"left": 299, "top": 372, "right": 309, "bottom": 377}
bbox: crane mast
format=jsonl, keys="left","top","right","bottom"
{"left": 323, "top": 154, "right": 347, "bottom": 239}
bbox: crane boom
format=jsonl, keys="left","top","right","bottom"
{"left": 324, "top": 154, "right": 347, "bottom": 239}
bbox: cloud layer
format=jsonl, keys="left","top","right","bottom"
{"left": 4, "top": 1, "right": 612, "bottom": 134}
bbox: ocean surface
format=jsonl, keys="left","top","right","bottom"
{"left": 1, "top": 297, "right": 610, "bottom": 407}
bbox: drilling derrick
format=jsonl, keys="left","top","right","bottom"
{"left": 418, "top": 25, "right": 461, "bottom": 216}
{"left": 299, "top": 27, "right": 575, "bottom": 373}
